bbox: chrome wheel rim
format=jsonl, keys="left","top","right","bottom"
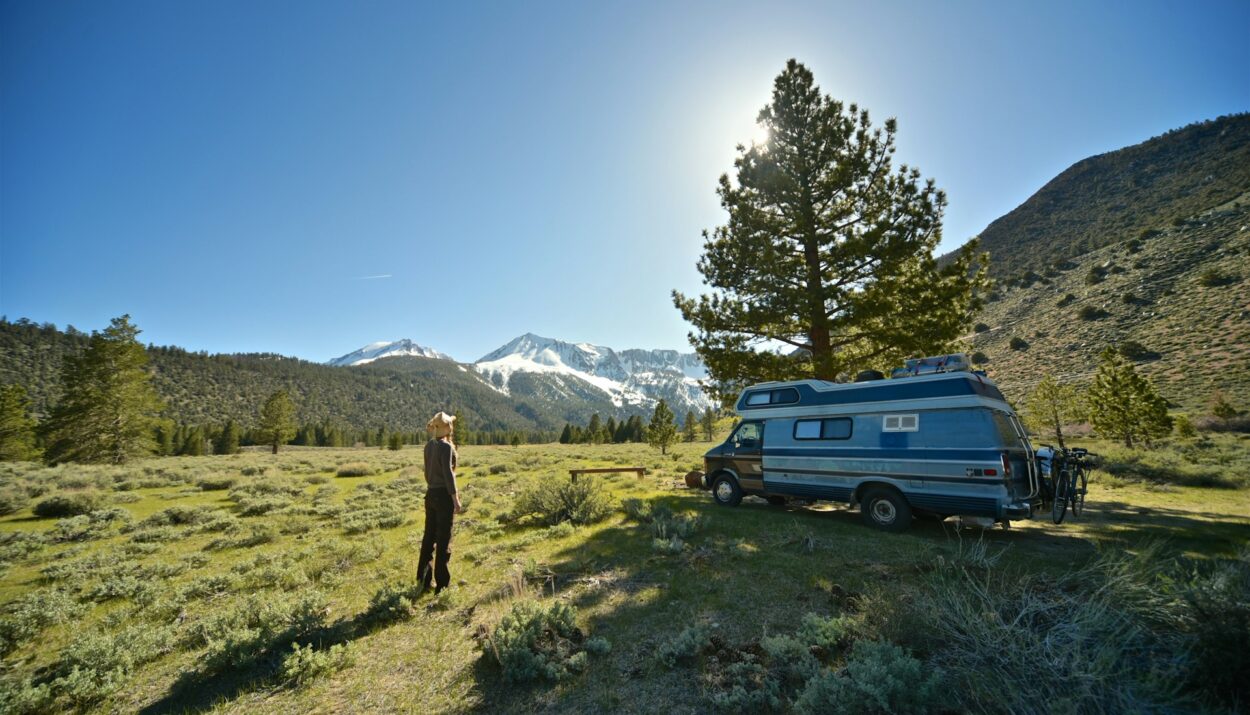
{"left": 871, "top": 499, "right": 896, "bottom": 524}
{"left": 715, "top": 481, "right": 734, "bottom": 502}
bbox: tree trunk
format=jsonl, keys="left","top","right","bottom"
{"left": 272, "top": 441, "right": 279, "bottom": 455}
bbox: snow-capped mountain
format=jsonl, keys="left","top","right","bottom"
{"left": 474, "top": 333, "right": 712, "bottom": 415}
{"left": 327, "top": 339, "right": 453, "bottom": 367}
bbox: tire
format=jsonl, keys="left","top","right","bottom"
{"left": 711, "top": 474, "right": 743, "bottom": 507}
{"left": 860, "top": 487, "right": 912, "bottom": 532}
{"left": 1052, "top": 470, "right": 1070, "bottom": 524}
{"left": 766, "top": 495, "right": 788, "bottom": 506}
{"left": 1072, "top": 468, "right": 1087, "bottom": 518}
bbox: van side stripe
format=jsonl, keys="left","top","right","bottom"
{"left": 766, "top": 447, "right": 1003, "bottom": 461}
{"left": 764, "top": 468, "right": 1005, "bottom": 486}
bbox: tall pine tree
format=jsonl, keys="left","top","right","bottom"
{"left": 1087, "top": 348, "right": 1172, "bottom": 448}
{"left": 683, "top": 410, "right": 698, "bottom": 442}
{"left": 0, "top": 384, "right": 40, "bottom": 462}
{"left": 41, "top": 315, "right": 164, "bottom": 464}
{"left": 646, "top": 399, "right": 678, "bottom": 455}
{"left": 700, "top": 407, "right": 716, "bottom": 442}
{"left": 259, "top": 390, "right": 297, "bottom": 454}
{"left": 673, "top": 60, "right": 987, "bottom": 402}
{"left": 215, "top": 419, "right": 241, "bottom": 455}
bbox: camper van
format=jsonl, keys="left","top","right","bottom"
{"left": 701, "top": 355, "right": 1039, "bottom": 532}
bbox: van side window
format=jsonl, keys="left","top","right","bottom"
{"left": 883, "top": 414, "right": 919, "bottom": 432}
{"left": 744, "top": 388, "right": 800, "bottom": 406}
{"left": 794, "top": 418, "right": 852, "bottom": 440}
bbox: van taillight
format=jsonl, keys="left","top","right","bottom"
{"left": 1000, "top": 453, "right": 1012, "bottom": 478}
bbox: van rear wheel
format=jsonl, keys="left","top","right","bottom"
{"left": 860, "top": 487, "right": 912, "bottom": 532}
{"left": 711, "top": 475, "right": 743, "bottom": 507}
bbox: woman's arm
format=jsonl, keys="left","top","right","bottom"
{"left": 445, "top": 442, "right": 463, "bottom": 513}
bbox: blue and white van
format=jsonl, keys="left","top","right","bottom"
{"left": 701, "top": 356, "right": 1039, "bottom": 532}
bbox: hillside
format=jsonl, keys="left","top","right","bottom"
{"left": 961, "top": 114, "right": 1250, "bottom": 280}
{"left": 0, "top": 321, "right": 560, "bottom": 434}
{"left": 966, "top": 196, "right": 1250, "bottom": 413}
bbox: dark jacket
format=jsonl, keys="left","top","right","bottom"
{"left": 423, "top": 438, "right": 458, "bottom": 492}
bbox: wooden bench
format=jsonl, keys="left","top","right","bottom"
{"left": 569, "top": 466, "right": 647, "bottom": 482}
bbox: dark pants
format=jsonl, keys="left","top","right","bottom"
{"left": 418, "top": 488, "right": 455, "bottom": 591}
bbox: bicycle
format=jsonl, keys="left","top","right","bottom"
{"left": 1050, "top": 447, "right": 1094, "bottom": 524}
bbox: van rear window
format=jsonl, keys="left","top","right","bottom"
{"left": 744, "top": 388, "right": 800, "bottom": 407}
{"left": 794, "top": 418, "right": 852, "bottom": 440}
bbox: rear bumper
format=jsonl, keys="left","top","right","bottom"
{"left": 1003, "top": 502, "right": 1033, "bottom": 519}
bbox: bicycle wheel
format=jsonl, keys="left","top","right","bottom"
{"left": 1051, "top": 467, "right": 1070, "bottom": 524}
{"left": 1071, "top": 466, "right": 1088, "bottom": 517}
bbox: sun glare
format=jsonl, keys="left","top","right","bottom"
{"left": 751, "top": 123, "right": 770, "bottom": 146}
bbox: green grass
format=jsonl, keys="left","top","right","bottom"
{"left": 1, "top": 436, "right": 1247, "bottom": 713}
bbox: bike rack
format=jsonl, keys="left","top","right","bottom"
{"left": 1002, "top": 411, "right": 1039, "bottom": 500}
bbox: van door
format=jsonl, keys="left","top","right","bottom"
{"left": 726, "top": 421, "right": 764, "bottom": 492}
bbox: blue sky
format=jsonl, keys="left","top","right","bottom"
{"left": 2, "top": 0, "right": 1247, "bottom": 363}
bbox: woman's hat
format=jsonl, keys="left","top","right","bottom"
{"left": 427, "top": 411, "right": 457, "bottom": 435}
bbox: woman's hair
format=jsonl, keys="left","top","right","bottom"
{"left": 427, "top": 411, "right": 456, "bottom": 439}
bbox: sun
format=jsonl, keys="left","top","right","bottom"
{"left": 751, "top": 123, "right": 771, "bottom": 147}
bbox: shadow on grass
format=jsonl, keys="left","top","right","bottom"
{"left": 137, "top": 591, "right": 431, "bottom": 715}
{"left": 463, "top": 487, "right": 1250, "bottom": 713}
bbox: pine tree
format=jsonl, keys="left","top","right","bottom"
{"left": 1022, "top": 375, "right": 1085, "bottom": 449}
{"left": 587, "top": 414, "right": 603, "bottom": 444}
{"left": 154, "top": 419, "right": 175, "bottom": 456}
{"left": 1087, "top": 347, "right": 1172, "bottom": 448}
{"left": 605, "top": 416, "right": 618, "bottom": 443}
{"left": 0, "top": 384, "right": 40, "bottom": 461}
{"left": 647, "top": 399, "right": 679, "bottom": 455}
{"left": 181, "top": 425, "right": 206, "bottom": 456}
{"left": 215, "top": 419, "right": 241, "bottom": 455}
{"left": 259, "top": 390, "right": 297, "bottom": 454}
{"left": 628, "top": 415, "right": 645, "bottom": 443}
{"left": 1211, "top": 390, "right": 1238, "bottom": 423}
{"left": 387, "top": 432, "right": 404, "bottom": 451}
{"left": 683, "top": 410, "right": 698, "bottom": 442}
{"left": 701, "top": 407, "right": 716, "bottom": 442}
{"left": 41, "top": 315, "right": 164, "bottom": 464}
{"left": 672, "top": 60, "right": 987, "bottom": 402}
{"left": 559, "top": 424, "right": 573, "bottom": 444}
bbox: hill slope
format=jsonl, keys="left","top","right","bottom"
{"left": 0, "top": 322, "right": 559, "bottom": 433}
{"left": 967, "top": 196, "right": 1250, "bottom": 412}
{"left": 964, "top": 114, "right": 1250, "bottom": 280}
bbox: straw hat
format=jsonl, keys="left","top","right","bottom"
{"left": 427, "top": 411, "right": 457, "bottom": 438}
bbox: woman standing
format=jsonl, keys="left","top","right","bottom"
{"left": 418, "top": 411, "right": 463, "bottom": 595}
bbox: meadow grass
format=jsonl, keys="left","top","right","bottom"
{"left": 0, "top": 435, "right": 1246, "bottom": 713}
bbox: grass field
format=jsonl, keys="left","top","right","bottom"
{"left": 1, "top": 434, "right": 1248, "bottom": 714}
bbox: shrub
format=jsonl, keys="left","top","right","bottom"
{"left": 795, "top": 613, "right": 859, "bottom": 652}
{"left": 1085, "top": 266, "right": 1107, "bottom": 285}
{"left": 973, "top": 323, "right": 990, "bottom": 333}
{"left": 657, "top": 624, "right": 712, "bottom": 667}
{"left": 485, "top": 600, "right": 601, "bottom": 682}
{"left": 621, "top": 498, "right": 652, "bottom": 522}
{"left": 338, "top": 505, "right": 407, "bottom": 534}
{"left": 195, "top": 475, "right": 237, "bottom": 491}
{"left": 969, "top": 351, "right": 988, "bottom": 365}
{"left": 197, "top": 590, "right": 330, "bottom": 673}
{"left": 281, "top": 642, "right": 356, "bottom": 687}
{"left": 1008, "top": 337, "right": 1029, "bottom": 351}
{"left": 1198, "top": 269, "right": 1234, "bottom": 287}
{"left": 510, "top": 479, "right": 611, "bottom": 526}
{"left": 1173, "top": 549, "right": 1250, "bottom": 708}
{"left": 1117, "top": 339, "right": 1159, "bottom": 361}
{"left": 49, "top": 508, "right": 131, "bottom": 542}
{"left": 33, "top": 492, "right": 105, "bottom": 518}
{"left": 793, "top": 640, "right": 938, "bottom": 714}
{"left": 335, "top": 463, "right": 374, "bottom": 477}
{"left": 489, "top": 464, "right": 508, "bottom": 475}
{"left": 1077, "top": 305, "right": 1109, "bottom": 320}
{"left": 1056, "top": 293, "right": 1076, "bottom": 307}
{"left": 651, "top": 507, "right": 704, "bottom": 540}
{"left": 0, "top": 676, "right": 55, "bottom": 714}
{"left": 0, "top": 487, "right": 30, "bottom": 516}
{"left": 0, "top": 588, "right": 86, "bottom": 655}
{"left": 363, "top": 582, "right": 422, "bottom": 625}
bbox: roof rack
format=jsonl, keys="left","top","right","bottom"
{"left": 890, "top": 353, "right": 971, "bottom": 379}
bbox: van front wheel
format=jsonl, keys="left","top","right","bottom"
{"left": 712, "top": 475, "right": 743, "bottom": 507}
{"left": 860, "top": 487, "right": 912, "bottom": 532}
